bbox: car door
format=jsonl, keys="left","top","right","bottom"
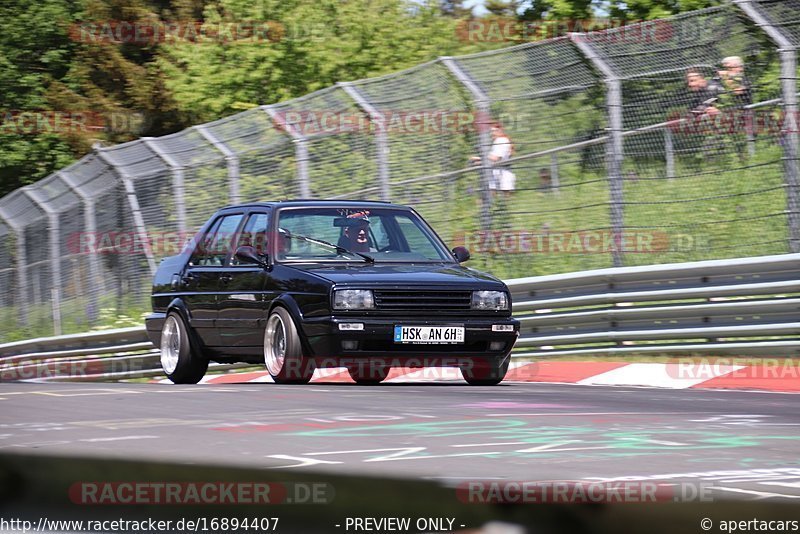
{"left": 216, "top": 211, "right": 272, "bottom": 348}
{"left": 182, "top": 212, "right": 245, "bottom": 347}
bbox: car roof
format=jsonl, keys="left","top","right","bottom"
{"left": 217, "top": 199, "right": 409, "bottom": 212}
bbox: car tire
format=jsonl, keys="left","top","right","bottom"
{"left": 160, "top": 312, "right": 209, "bottom": 384}
{"left": 348, "top": 364, "right": 390, "bottom": 385}
{"left": 264, "top": 307, "right": 315, "bottom": 384}
{"left": 461, "top": 356, "right": 509, "bottom": 386}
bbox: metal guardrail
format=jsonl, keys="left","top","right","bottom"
{"left": 507, "top": 252, "right": 800, "bottom": 357}
{"left": 1, "top": 253, "right": 799, "bottom": 381}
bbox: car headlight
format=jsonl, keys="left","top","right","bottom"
{"left": 471, "top": 290, "right": 509, "bottom": 311}
{"left": 333, "top": 289, "right": 375, "bottom": 310}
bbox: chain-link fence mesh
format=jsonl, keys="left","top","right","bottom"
{"left": 450, "top": 38, "right": 609, "bottom": 276}
{"left": 204, "top": 108, "right": 296, "bottom": 203}
{"left": 349, "top": 60, "right": 477, "bottom": 222}
{"left": 270, "top": 86, "right": 378, "bottom": 200}
{"left": 756, "top": 0, "right": 800, "bottom": 46}
{"left": 0, "top": 218, "right": 18, "bottom": 338}
{"left": 580, "top": 5, "right": 790, "bottom": 266}
{"left": 1, "top": 0, "right": 800, "bottom": 340}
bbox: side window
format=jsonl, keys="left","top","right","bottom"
{"left": 396, "top": 216, "right": 440, "bottom": 259}
{"left": 191, "top": 214, "right": 244, "bottom": 267}
{"left": 233, "top": 212, "right": 269, "bottom": 265}
{"left": 209, "top": 214, "right": 245, "bottom": 266}
{"left": 190, "top": 217, "right": 223, "bottom": 266}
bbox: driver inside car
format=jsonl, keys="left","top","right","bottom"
{"left": 338, "top": 211, "right": 373, "bottom": 253}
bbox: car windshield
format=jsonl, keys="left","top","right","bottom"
{"left": 275, "top": 207, "right": 453, "bottom": 263}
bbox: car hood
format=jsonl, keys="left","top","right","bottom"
{"left": 288, "top": 263, "right": 505, "bottom": 288}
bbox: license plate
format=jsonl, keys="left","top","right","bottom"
{"left": 393, "top": 325, "right": 464, "bottom": 344}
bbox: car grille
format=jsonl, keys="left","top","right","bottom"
{"left": 373, "top": 290, "right": 472, "bottom": 311}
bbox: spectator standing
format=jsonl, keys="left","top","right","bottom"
{"left": 686, "top": 69, "right": 723, "bottom": 116}
{"left": 718, "top": 56, "right": 754, "bottom": 159}
{"left": 718, "top": 56, "right": 752, "bottom": 108}
{"left": 487, "top": 122, "right": 516, "bottom": 199}
{"left": 470, "top": 121, "right": 516, "bottom": 202}
{"left": 685, "top": 68, "right": 726, "bottom": 159}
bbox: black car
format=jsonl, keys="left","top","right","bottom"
{"left": 145, "top": 200, "right": 519, "bottom": 385}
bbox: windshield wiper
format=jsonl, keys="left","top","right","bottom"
{"left": 279, "top": 228, "right": 375, "bottom": 263}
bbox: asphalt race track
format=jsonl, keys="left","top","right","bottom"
{"left": 2, "top": 380, "right": 800, "bottom": 502}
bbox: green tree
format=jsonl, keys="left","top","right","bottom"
{"left": 0, "top": 0, "right": 78, "bottom": 195}
{"left": 156, "top": 0, "right": 484, "bottom": 122}
{"left": 606, "top": 0, "right": 722, "bottom": 20}
{"left": 485, "top": 0, "right": 520, "bottom": 17}
{"left": 518, "top": 0, "right": 721, "bottom": 21}
{"left": 440, "top": 0, "right": 473, "bottom": 18}
{"left": 0, "top": 0, "right": 188, "bottom": 197}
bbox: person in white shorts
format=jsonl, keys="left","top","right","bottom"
{"left": 487, "top": 123, "right": 515, "bottom": 198}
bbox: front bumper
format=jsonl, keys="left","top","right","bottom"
{"left": 299, "top": 315, "right": 519, "bottom": 366}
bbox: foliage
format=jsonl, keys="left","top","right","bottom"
{"left": 156, "top": 0, "right": 491, "bottom": 122}
{"left": 0, "top": 0, "right": 501, "bottom": 198}
{"left": 518, "top": 0, "right": 723, "bottom": 21}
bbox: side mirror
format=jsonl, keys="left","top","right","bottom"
{"left": 235, "top": 245, "right": 267, "bottom": 267}
{"left": 452, "top": 246, "right": 471, "bottom": 263}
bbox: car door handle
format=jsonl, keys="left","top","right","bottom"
{"left": 219, "top": 274, "right": 233, "bottom": 284}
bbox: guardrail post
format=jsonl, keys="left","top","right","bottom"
{"left": 0, "top": 205, "right": 27, "bottom": 327}
{"left": 570, "top": 34, "right": 625, "bottom": 267}
{"left": 94, "top": 149, "right": 158, "bottom": 275}
{"left": 735, "top": 0, "right": 800, "bottom": 252}
{"left": 142, "top": 138, "right": 187, "bottom": 236}
{"left": 262, "top": 106, "right": 312, "bottom": 198}
{"left": 195, "top": 125, "right": 241, "bottom": 204}
{"left": 338, "top": 82, "right": 391, "bottom": 202}
{"left": 22, "top": 187, "right": 62, "bottom": 335}
{"left": 441, "top": 57, "right": 494, "bottom": 230}
{"left": 58, "top": 170, "right": 101, "bottom": 324}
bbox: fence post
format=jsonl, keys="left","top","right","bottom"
{"left": 735, "top": 0, "right": 800, "bottom": 252}
{"left": 22, "top": 187, "right": 62, "bottom": 335}
{"left": 94, "top": 149, "right": 158, "bottom": 275}
{"left": 782, "top": 48, "right": 800, "bottom": 252}
{"left": 665, "top": 127, "right": 675, "bottom": 179}
{"left": 550, "top": 153, "right": 561, "bottom": 194}
{"left": 195, "top": 125, "right": 241, "bottom": 204}
{"left": 0, "top": 205, "right": 27, "bottom": 327}
{"left": 339, "top": 82, "right": 391, "bottom": 201}
{"left": 142, "top": 138, "right": 187, "bottom": 236}
{"left": 441, "top": 56, "right": 493, "bottom": 230}
{"left": 58, "top": 170, "right": 101, "bottom": 324}
{"left": 746, "top": 107, "right": 757, "bottom": 158}
{"left": 262, "top": 105, "right": 311, "bottom": 198}
{"left": 570, "top": 34, "right": 625, "bottom": 267}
